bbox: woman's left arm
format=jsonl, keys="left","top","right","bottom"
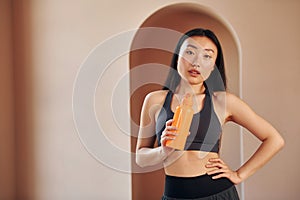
{"left": 207, "top": 93, "right": 285, "bottom": 184}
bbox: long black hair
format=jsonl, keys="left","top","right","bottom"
{"left": 163, "top": 28, "right": 227, "bottom": 92}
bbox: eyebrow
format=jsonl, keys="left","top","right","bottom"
{"left": 186, "top": 44, "right": 215, "bottom": 53}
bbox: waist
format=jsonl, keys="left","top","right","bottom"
{"left": 164, "top": 174, "right": 234, "bottom": 198}
{"left": 164, "top": 151, "right": 219, "bottom": 177}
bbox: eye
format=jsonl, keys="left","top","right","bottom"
{"left": 185, "top": 50, "right": 195, "bottom": 56}
{"left": 203, "top": 54, "right": 212, "bottom": 59}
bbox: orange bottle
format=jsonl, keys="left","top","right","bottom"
{"left": 166, "top": 93, "right": 194, "bottom": 150}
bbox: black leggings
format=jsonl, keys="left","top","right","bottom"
{"left": 162, "top": 174, "right": 240, "bottom": 200}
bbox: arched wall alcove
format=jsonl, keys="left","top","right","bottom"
{"left": 130, "top": 3, "right": 242, "bottom": 200}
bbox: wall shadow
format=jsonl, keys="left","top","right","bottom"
{"left": 0, "top": 1, "right": 15, "bottom": 199}
{"left": 12, "top": 1, "right": 36, "bottom": 199}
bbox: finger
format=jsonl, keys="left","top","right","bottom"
{"left": 163, "top": 131, "right": 179, "bottom": 136}
{"left": 165, "top": 126, "right": 178, "bottom": 131}
{"left": 206, "top": 168, "right": 227, "bottom": 175}
{"left": 206, "top": 162, "right": 228, "bottom": 169}
{"left": 161, "top": 139, "right": 168, "bottom": 146}
{"left": 162, "top": 131, "right": 177, "bottom": 139}
{"left": 162, "top": 133, "right": 177, "bottom": 139}
{"left": 161, "top": 135, "right": 177, "bottom": 143}
{"left": 209, "top": 158, "right": 225, "bottom": 164}
{"left": 211, "top": 172, "right": 229, "bottom": 180}
{"left": 162, "top": 136, "right": 176, "bottom": 141}
{"left": 165, "top": 119, "right": 174, "bottom": 126}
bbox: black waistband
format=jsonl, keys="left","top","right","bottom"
{"left": 164, "top": 174, "right": 234, "bottom": 199}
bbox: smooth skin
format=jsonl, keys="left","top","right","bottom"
{"left": 136, "top": 36, "right": 285, "bottom": 185}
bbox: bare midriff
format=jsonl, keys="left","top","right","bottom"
{"left": 163, "top": 150, "right": 219, "bottom": 177}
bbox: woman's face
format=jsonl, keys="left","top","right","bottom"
{"left": 177, "top": 36, "right": 218, "bottom": 85}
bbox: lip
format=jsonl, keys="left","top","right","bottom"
{"left": 188, "top": 69, "right": 201, "bottom": 77}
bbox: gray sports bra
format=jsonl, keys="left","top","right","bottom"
{"left": 155, "top": 87, "right": 222, "bottom": 153}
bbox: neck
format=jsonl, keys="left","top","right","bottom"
{"left": 176, "top": 80, "right": 206, "bottom": 96}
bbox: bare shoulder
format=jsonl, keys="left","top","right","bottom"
{"left": 140, "top": 90, "right": 169, "bottom": 126}
{"left": 212, "top": 91, "right": 226, "bottom": 102}
{"left": 144, "top": 90, "right": 169, "bottom": 105}
{"left": 212, "top": 91, "right": 241, "bottom": 104}
{"left": 224, "top": 92, "right": 248, "bottom": 110}
{"left": 212, "top": 91, "right": 244, "bottom": 123}
{"left": 211, "top": 91, "right": 227, "bottom": 124}
{"left": 222, "top": 92, "right": 255, "bottom": 123}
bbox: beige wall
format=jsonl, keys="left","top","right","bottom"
{"left": 228, "top": 1, "right": 300, "bottom": 199}
{"left": 12, "top": 0, "right": 133, "bottom": 199}
{"left": 2, "top": 0, "right": 299, "bottom": 199}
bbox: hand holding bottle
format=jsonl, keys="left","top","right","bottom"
{"left": 160, "top": 119, "right": 177, "bottom": 155}
{"left": 166, "top": 93, "right": 194, "bottom": 150}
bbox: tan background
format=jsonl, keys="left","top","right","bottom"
{"left": 0, "top": 0, "right": 299, "bottom": 200}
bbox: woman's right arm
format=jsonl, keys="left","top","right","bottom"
{"left": 135, "top": 92, "right": 175, "bottom": 168}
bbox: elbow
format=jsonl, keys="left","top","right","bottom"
{"left": 271, "top": 134, "right": 285, "bottom": 152}
{"left": 265, "top": 130, "right": 285, "bottom": 151}
{"left": 135, "top": 155, "right": 144, "bottom": 168}
{"left": 277, "top": 136, "right": 285, "bottom": 151}
{"left": 136, "top": 159, "right": 146, "bottom": 168}
{"left": 135, "top": 150, "right": 147, "bottom": 168}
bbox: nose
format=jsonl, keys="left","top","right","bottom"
{"left": 192, "top": 54, "right": 201, "bottom": 68}
{"left": 192, "top": 62, "right": 200, "bottom": 68}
